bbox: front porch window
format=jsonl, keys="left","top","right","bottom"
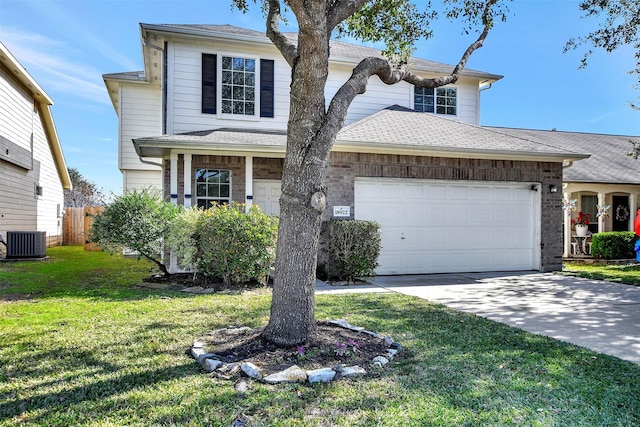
{"left": 581, "top": 194, "right": 598, "bottom": 233}
{"left": 195, "top": 169, "right": 231, "bottom": 208}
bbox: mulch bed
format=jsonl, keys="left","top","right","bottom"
{"left": 195, "top": 321, "right": 393, "bottom": 373}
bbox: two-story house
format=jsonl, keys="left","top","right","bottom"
{"left": 103, "top": 24, "right": 586, "bottom": 275}
{"left": 1, "top": 42, "right": 71, "bottom": 253}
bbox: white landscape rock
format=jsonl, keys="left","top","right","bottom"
{"left": 263, "top": 365, "right": 307, "bottom": 384}
{"left": 191, "top": 347, "right": 206, "bottom": 360}
{"left": 335, "top": 365, "right": 367, "bottom": 377}
{"left": 241, "top": 362, "right": 263, "bottom": 379}
{"left": 372, "top": 356, "right": 389, "bottom": 368}
{"left": 203, "top": 358, "right": 224, "bottom": 372}
{"left": 306, "top": 368, "right": 336, "bottom": 383}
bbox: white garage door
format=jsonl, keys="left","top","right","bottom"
{"left": 253, "top": 180, "right": 281, "bottom": 216}
{"left": 355, "top": 178, "right": 540, "bottom": 275}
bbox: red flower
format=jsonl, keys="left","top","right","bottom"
{"left": 571, "top": 211, "right": 590, "bottom": 227}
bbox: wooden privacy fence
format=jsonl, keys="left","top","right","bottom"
{"left": 63, "top": 206, "right": 104, "bottom": 251}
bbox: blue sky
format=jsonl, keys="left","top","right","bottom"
{"left": 1, "top": 0, "right": 637, "bottom": 195}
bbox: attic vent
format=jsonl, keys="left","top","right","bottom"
{"left": 6, "top": 231, "right": 46, "bottom": 258}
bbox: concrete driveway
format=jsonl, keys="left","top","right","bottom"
{"left": 319, "top": 272, "right": 640, "bottom": 364}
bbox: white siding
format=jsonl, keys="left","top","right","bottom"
{"left": 119, "top": 83, "right": 163, "bottom": 173}
{"left": 168, "top": 40, "right": 290, "bottom": 134}
{"left": 123, "top": 169, "right": 162, "bottom": 191}
{"left": 0, "top": 68, "right": 64, "bottom": 242}
{"left": 33, "top": 106, "right": 64, "bottom": 238}
{"left": 326, "top": 63, "right": 481, "bottom": 126}
{"left": 0, "top": 67, "right": 32, "bottom": 151}
{"left": 167, "top": 40, "right": 482, "bottom": 133}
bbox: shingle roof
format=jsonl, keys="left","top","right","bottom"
{"left": 486, "top": 127, "right": 640, "bottom": 184}
{"left": 134, "top": 107, "right": 585, "bottom": 162}
{"left": 140, "top": 24, "right": 502, "bottom": 81}
{"left": 336, "top": 106, "right": 586, "bottom": 160}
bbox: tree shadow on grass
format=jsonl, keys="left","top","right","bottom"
{"left": 0, "top": 348, "right": 199, "bottom": 424}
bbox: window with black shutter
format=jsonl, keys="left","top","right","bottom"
{"left": 202, "top": 53, "right": 217, "bottom": 114}
{"left": 260, "top": 59, "right": 274, "bottom": 118}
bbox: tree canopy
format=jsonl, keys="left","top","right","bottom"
{"left": 64, "top": 167, "right": 105, "bottom": 207}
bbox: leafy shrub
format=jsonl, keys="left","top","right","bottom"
{"left": 590, "top": 232, "right": 637, "bottom": 259}
{"left": 172, "top": 204, "right": 278, "bottom": 286}
{"left": 89, "top": 188, "right": 182, "bottom": 276}
{"left": 167, "top": 206, "right": 205, "bottom": 272}
{"left": 323, "top": 219, "right": 381, "bottom": 282}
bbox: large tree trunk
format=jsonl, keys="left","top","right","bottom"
{"left": 260, "top": 0, "right": 498, "bottom": 346}
{"left": 262, "top": 19, "right": 333, "bottom": 346}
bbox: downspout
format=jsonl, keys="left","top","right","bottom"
{"left": 138, "top": 155, "right": 163, "bottom": 168}
{"left": 478, "top": 81, "right": 493, "bottom": 125}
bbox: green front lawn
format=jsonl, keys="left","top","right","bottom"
{"left": 1, "top": 247, "right": 639, "bottom": 426}
{"left": 563, "top": 261, "right": 640, "bottom": 286}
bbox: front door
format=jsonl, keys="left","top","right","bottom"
{"left": 612, "top": 195, "right": 630, "bottom": 231}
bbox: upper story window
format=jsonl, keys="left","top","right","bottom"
{"left": 221, "top": 56, "right": 255, "bottom": 115}
{"left": 414, "top": 87, "right": 457, "bottom": 116}
{"left": 202, "top": 54, "right": 274, "bottom": 118}
{"left": 195, "top": 169, "right": 231, "bottom": 208}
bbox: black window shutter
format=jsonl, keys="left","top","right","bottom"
{"left": 260, "top": 59, "right": 274, "bottom": 118}
{"left": 202, "top": 53, "right": 217, "bottom": 114}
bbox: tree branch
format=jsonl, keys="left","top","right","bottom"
{"left": 448, "top": 0, "right": 498, "bottom": 76}
{"left": 325, "top": 0, "right": 500, "bottom": 132}
{"left": 327, "top": 0, "right": 369, "bottom": 33}
{"left": 266, "top": 0, "right": 298, "bottom": 67}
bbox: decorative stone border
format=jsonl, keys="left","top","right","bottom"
{"left": 189, "top": 319, "right": 402, "bottom": 384}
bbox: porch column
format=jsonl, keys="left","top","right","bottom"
{"left": 184, "top": 153, "right": 192, "bottom": 208}
{"left": 563, "top": 191, "right": 572, "bottom": 257}
{"left": 597, "top": 192, "right": 605, "bottom": 233}
{"left": 170, "top": 152, "right": 178, "bottom": 205}
{"left": 245, "top": 156, "right": 253, "bottom": 213}
{"left": 169, "top": 152, "right": 179, "bottom": 273}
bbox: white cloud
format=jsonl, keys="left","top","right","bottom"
{"left": 0, "top": 27, "right": 111, "bottom": 105}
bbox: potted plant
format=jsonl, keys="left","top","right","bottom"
{"left": 572, "top": 211, "right": 590, "bottom": 237}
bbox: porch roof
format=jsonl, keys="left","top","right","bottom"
{"left": 487, "top": 127, "right": 640, "bottom": 185}
{"left": 133, "top": 106, "right": 588, "bottom": 163}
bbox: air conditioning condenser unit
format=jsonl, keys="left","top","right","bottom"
{"left": 6, "top": 231, "right": 46, "bottom": 258}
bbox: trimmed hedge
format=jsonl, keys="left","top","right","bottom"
{"left": 590, "top": 231, "right": 637, "bottom": 260}
{"left": 322, "top": 219, "right": 381, "bottom": 282}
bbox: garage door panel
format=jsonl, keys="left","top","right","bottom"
{"left": 428, "top": 184, "right": 447, "bottom": 199}
{"left": 355, "top": 178, "right": 538, "bottom": 275}
{"left": 404, "top": 184, "right": 425, "bottom": 199}
{"left": 450, "top": 185, "right": 469, "bottom": 199}
{"left": 472, "top": 186, "right": 491, "bottom": 200}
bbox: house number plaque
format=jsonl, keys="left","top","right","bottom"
{"left": 333, "top": 206, "right": 350, "bottom": 217}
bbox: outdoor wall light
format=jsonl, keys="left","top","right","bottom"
{"left": 549, "top": 184, "right": 558, "bottom": 193}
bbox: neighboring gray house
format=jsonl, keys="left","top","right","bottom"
{"left": 0, "top": 42, "right": 71, "bottom": 249}
{"left": 104, "top": 24, "right": 587, "bottom": 275}
{"left": 491, "top": 127, "right": 640, "bottom": 257}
